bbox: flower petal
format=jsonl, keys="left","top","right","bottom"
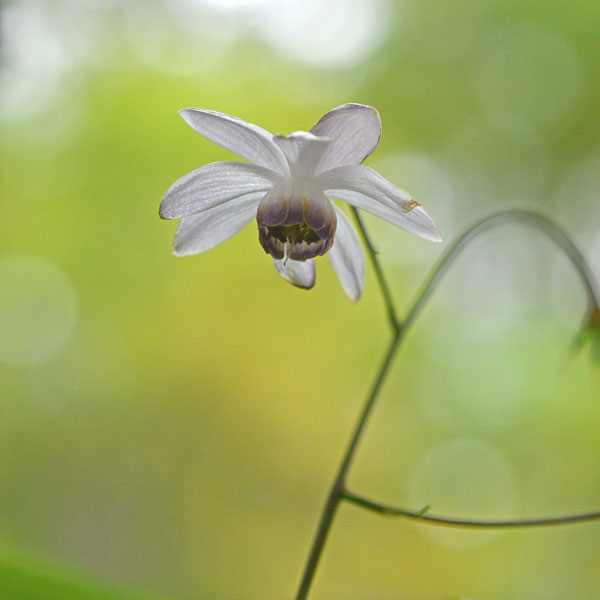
{"left": 160, "top": 161, "right": 276, "bottom": 220}
{"left": 272, "top": 258, "right": 316, "bottom": 289}
{"left": 316, "top": 164, "right": 415, "bottom": 211}
{"left": 327, "top": 189, "right": 442, "bottom": 242}
{"left": 179, "top": 108, "right": 288, "bottom": 173}
{"left": 310, "top": 103, "right": 381, "bottom": 173}
{"left": 328, "top": 207, "right": 365, "bottom": 302}
{"left": 172, "top": 191, "right": 263, "bottom": 256}
{"left": 272, "top": 131, "right": 330, "bottom": 177}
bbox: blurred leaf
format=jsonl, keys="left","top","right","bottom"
{"left": 0, "top": 550, "right": 170, "bottom": 600}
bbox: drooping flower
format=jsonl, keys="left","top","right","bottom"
{"left": 160, "top": 103, "right": 441, "bottom": 301}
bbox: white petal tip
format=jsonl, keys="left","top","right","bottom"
{"left": 172, "top": 240, "right": 193, "bottom": 257}
{"left": 159, "top": 204, "right": 173, "bottom": 220}
{"left": 422, "top": 220, "right": 443, "bottom": 242}
{"left": 408, "top": 206, "right": 443, "bottom": 243}
{"left": 273, "top": 258, "right": 316, "bottom": 289}
{"left": 290, "top": 280, "right": 315, "bottom": 290}
{"left": 159, "top": 196, "right": 184, "bottom": 220}
{"left": 178, "top": 108, "right": 193, "bottom": 123}
{"left": 415, "top": 228, "right": 442, "bottom": 243}
{"left": 178, "top": 107, "right": 210, "bottom": 129}
{"left": 328, "top": 207, "right": 365, "bottom": 303}
{"left": 172, "top": 240, "right": 209, "bottom": 257}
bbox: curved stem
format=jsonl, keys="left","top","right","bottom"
{"left": 343, "top": 490, "right": 600, "bottom": 528}
{"left": 404, "top": 210, "right": 600, "bottom": 332}
{"left": 350, "top": 207, "right": 401, "bottom": 334}
{"left": 294, "top": 209, "right": 600, "bottom": 600}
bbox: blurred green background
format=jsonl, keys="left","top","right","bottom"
{"left": 1, "top": 0, "right": 600, "bottom": 598}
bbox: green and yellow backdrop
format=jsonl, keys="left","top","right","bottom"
{"left": 1, "top": 0, "right": 599, "bottom": 598}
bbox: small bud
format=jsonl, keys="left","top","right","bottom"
{"left": 572, "top": 305, "right": 600, "bottom": 363}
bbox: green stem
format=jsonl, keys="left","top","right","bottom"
{"left": 294, "top": 209, "right": 600, "bottom": 600}
{"left": 404, "top": 210, "right": 600, "bottom": 332}
{"left": 350, "top": 207, "right": 401, "bottom": 334}
{"left": 343, "top": 490, "right": 600, "bottom": 528}
{"left": 294, "top": 335, "right": 401, "bottom": 600}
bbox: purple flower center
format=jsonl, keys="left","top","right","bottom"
{"left": 257, "top": 195, "right": 337, "bottom": 262}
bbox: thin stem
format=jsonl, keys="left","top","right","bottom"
{"left": 295, "top": 210, "right": 405, "bottom": 600}
{"left": 294, "top": 209, "right": 600, "bottom": 600}
{"left": 350, "top": 207, "right": 401, "bottom": 334}
{"left": 343, "top": 490, "right": 600, "bottom": 529}
{"left": 294, "top": 335, "right": 401, "bottom": 600}
{"left": 404, "top": 210, "right": 600, "bottom": 332}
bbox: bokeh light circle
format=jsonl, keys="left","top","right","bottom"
{"left": 409, "top": 438, "right": 517, "bottom": 548}
{"left": 555, "top": 153, "right": 600, "bottom": 229}
{"left": 258, "top": 0, "right": 392, "bottom": 68}
{"left": 0, "top": 3, "right": 70, "bottom": 120}
{"left": 373, "top": 151, "right": 458, "bottom": 258}
{"left": 25, "top": 320, "right": 136, "bottom": 424}
{"left": 0, "top": 255, "right": 78, "bottom": 366}
{"left": 442, "top": 113, "right": 550, "bottom": 205}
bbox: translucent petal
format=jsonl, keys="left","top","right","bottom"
{"left": 272, "top": 257, "right": 316, "bottom": 289}
{"left": 272, "top": 131, "right": 330, "bottom": 177}
{"left": 160, "top": 161, "right": 276, "bottom": 220}
{"left": 172, "top": 192, "right": 264, "bottom": 256}
{"left": 179, "top": 108, "right": 288, "bottom": 173}
{"left": 327, "top": 190, "right": 442, "bottom": 242}
{"left": 328, "top": 207, "right": 365, "bottom": 302}
{"left": 316, "top": 164, "right": 415, "bottom": 211}
{"left": 310, "top": 103, "right": 381, "bottom": 173}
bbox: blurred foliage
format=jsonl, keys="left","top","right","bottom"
{"left": 0, "top": 550, "right": 168, "bottom": 599}
{"left": 1, "top": 0, "right": 600, "bottom": 599}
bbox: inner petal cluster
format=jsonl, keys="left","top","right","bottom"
{"left": 257, "top": 191, "right": 337, "bottom": 262}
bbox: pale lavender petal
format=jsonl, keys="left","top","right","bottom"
{"left": 328, "top": 207, "right": 365, "bottom": 302}
{"left": 272, "top": 258, "right": 316, "bottom": 289}
{"left": 179, "top": 108, "right": 288, "bottom": 173}
{"left": 316, "top": 164, "right": 415, "bottom": 211}
{"left": 173, "top": 192, "right": 263, "bottom": 256}
{"left": 327, "top": 189, "right": 442, "bottom": 242}
{"left": 272, "top": 131, "right": 330, "bottom": 177}
{"left": 160, "top": 161, "right": 276, "bottom": 220}
{"left": 310, "top": 103, "right": 381, "bottom": 173}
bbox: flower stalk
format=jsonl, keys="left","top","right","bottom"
{"left": 350, "top": 207, "right": 401, "bottom": 334}
{"left": 343, "top": 490, "right": 600, "bottom": 528}
{"left": 294, "top": 208, "right": 600, "bottom": 600}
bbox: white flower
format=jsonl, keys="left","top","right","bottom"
{"left": 160, "top": 103, "right": 441, "bottom": 302}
